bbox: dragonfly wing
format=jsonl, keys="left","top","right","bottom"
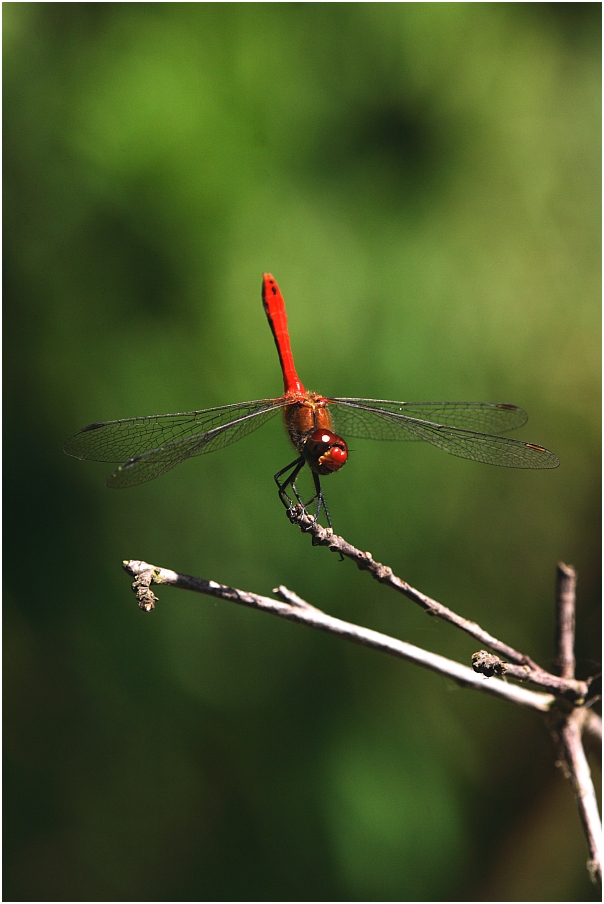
{"left": 327, "top": 400, "right": 528, "bottom": 440}
{"left": 64, "top": 399, "right": 286, "bottom": 462}
{"left": 389, "top": 418, "right": 559, "bottom": 468}
{"left": 106, "top": 405, "right": 285, "bottom": 487}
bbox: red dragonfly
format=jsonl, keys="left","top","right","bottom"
{"left": 64, "top": 274, "right": 559, "bottom": 527}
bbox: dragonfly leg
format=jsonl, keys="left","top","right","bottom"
{"left": 293, "top": 472, "right": 332, "bottom": 532}
{"left": 308, "top": 473, "right": 341, "bottom": 556}
{"left": 300, "top": 473, "right": 341, "bottom": 555}
{"left": 309, "top": 472, "right": 332, "bottom": 531}
{"left": 274, "top": 459, "right": 332, "bottom": 529}
{"left": 274, "top": 457, "right": 306, "bottom": 511}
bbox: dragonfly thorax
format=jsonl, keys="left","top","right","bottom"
{"left": 283, "top": 392, "right": 333, "bottom": 452}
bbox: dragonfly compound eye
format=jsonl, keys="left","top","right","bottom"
{"left": 304, "top": 429, "right": 348, "bottom": 475}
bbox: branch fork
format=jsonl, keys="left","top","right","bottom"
{"left": 123, "top": 514, "right": 601, "bottom": 884}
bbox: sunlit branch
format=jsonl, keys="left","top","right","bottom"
{"left": 555, "top": 562, "right": 577, "bottom": 680}
{"left": 123, "top": 559, "right": 555, "bottom": 713}
{"left": 583, "top": 711, "right": 602, "bottom": 745}
{"left": 555, "top": 710, "right": 602, "bottom": 884}
{"left": 123, "top": 524, "right": 601, "bottom": 885}
{"left": 285, "top": 506, "right": 588, "bottom": 701}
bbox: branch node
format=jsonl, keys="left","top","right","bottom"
{"left": 273, "top": 585, "right": 314, "bottom": 610}
{"left": 472, "top": 650, "right": 508, "bottom": 678}
{"left": 130, "top": 567, "right": 160, "bottom": 612}
{"left": 374, "top": 563, "right": 394, "bottom": 581}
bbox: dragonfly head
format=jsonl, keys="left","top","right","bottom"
{"left": 303, "top": 429, "right": 348, "bottom": 475}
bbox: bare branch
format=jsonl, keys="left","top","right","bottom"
{"left": 123, "top": 546, "right": 600, "bottom": 884}
{"left": 123, "top": 559, "right": 555, "bottom": 713}
{"left": 285, "top": 507, "right": 588, "bottom": 700}
{"left": 556, "top": 710, "right": 602, "bottom": 884}
{"left": 583, "top": 711, "right": 603, "bottom": 746}
{"left": 555, "top": 562, "right": 577, "bottom": 679}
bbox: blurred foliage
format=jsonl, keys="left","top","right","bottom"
{"left": 4, "top": 3, "right": 601, "bottom": 901}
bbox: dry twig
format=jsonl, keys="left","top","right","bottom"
{"left": 122, "top": 513, "right": 601, "bottom": 884}
{"left": 123, "top": 559, "right": 554, "bottom": 711}
{"left": 548, "top": 563, "right": 602, "bottom": 883}
{"left": 285, "top": 506, "right": 588, "bottom": 701}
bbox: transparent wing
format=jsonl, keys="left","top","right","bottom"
{"left": 107, "top": 406, "right": 285, "bottom": 487}
{"left": 396, "top": 420, "right": 558, "bottom": 468}
{"left": 326, "top": 399, "right": 558, "bottom": 469}
{"left": 327, "top": 400, "right": 529, "bottom": 441}
{"left": 64, "top": 399, "right": 286, "bottom": 462}
{"left": 64, "top": 399, "right": 288, "bottom": 488}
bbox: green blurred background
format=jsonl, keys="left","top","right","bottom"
{"left": 4, "top": 3, "right": 601, "bottom": 901}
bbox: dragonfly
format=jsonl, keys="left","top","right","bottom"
{"left": 64, "top": 273, "right": 559, "bottom": 527}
